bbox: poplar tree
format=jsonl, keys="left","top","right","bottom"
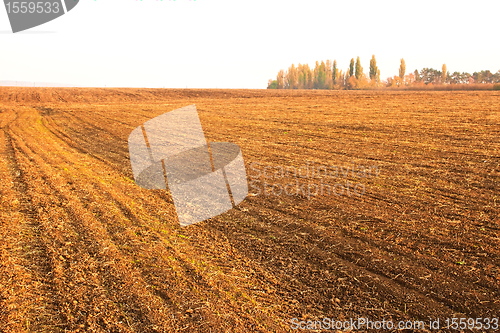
{"left": 369, "top": 55, "right": 378, "bottom": 81}
{"left": 332, "top": 60, "right": 338, "bottom": 84}
{"left": 277, "top": 70, "right": 285, "bottom": 89}
{"left": 355, "top": 56, "right": 363, "bottom": 80}
{"left": 338, "top": 70, "right": 344, "bottom": 89}
{"left": 297, "top": 64, "right": 304, "bottom": 89}
{"left": 305, "top": 64, "right": 313, "bottom": 88}
{"left": 313, "top": 61, "right": 326, "bottom": 89}
{"left": 414, "top": 69, "right": 420, "bottom": 82}
{"left": 441, "top": 64, "right": 448, "bottom": 84}
{"left": 349, "top": 58, "right": 354, "bottom": 77}
{"left": 287, "top": 64, "right": 298, "bottom": 89}
{"left": 325, "top": 60, "right": 333, "bottom": 89}
{"left": 399, "top": 58, "right": 406, "bottom": 79}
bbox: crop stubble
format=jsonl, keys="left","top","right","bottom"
{"left": 0, "top": 88, "right": 499, "bottom": 332}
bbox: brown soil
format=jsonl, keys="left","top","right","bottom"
{"left": 0, "top": 87, "right": 499, "bottom": 332}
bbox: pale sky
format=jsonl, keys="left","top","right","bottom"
{"left": 1, "top": 0, "right": 499, "bottom": 88}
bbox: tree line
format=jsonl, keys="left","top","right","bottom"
{"left": 267, "top": 56, "right": 500, "bottom": 90}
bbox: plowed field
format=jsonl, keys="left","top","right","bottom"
{"left": 0, "top": 88, "right": 499, "bottom": 332}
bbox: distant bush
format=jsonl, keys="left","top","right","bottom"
{"left": 494, "top": 84, "right": 500, "bottom": 90}
{"left": 267, "top": 80, "right": 278, "bottom": 89}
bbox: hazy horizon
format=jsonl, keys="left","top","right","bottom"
{"left": 1, "top": 0, "right": 499, "bottom": 89}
